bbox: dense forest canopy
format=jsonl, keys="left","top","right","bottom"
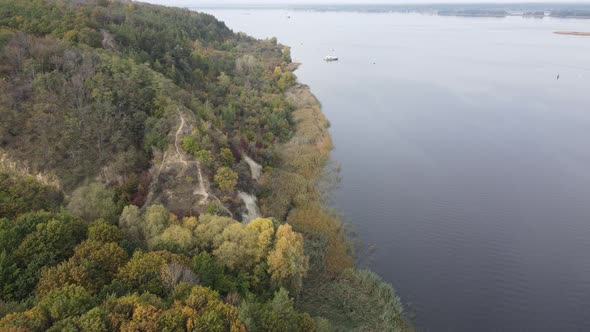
{"left": 0, "top": 0, "right": 409, "bottom": 331}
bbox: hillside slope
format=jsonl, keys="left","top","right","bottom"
{"left": 0, "top": 1, "right": 410, "bottom": 331}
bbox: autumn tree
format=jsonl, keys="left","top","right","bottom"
{"left": 155, "top": 216, "right": 198, "bottom": 252}
{"left": 37, "top": 240, "right": 128, "bottom": 296}
{"left": 194, "top": 214, "right": 235, "bottom": 251}
{"left": 115, "top": 251, "right": 168, "bottom": 296}
{"left": 219, "top": 147, "right": 235, "bottom": 167}
{"left": 178, "top": 285, "right": 246, "bottom": 332}
{"left": 215, "top": 167, "right": 238, "bottom": 191}
{"left": 36, "top": 260, "right": 92, "bottom": 297}
{"left": 267, "top": 224, "right": 309, "bottom": 292}
{"left": 0, "top": 307, "right": 49, "bottom": 331}
{"left": 247, "top": 218, "right": 275, "bottom": 255}
{"left": 101, "top": 292, "right": 166, "bottom": 331}
{"left": 287, "top": 206, "right": 353, "bottom": 276}
{"left": 213, "top": 223, "right": 260, "bottom": 272}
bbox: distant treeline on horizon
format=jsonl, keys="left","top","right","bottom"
{"left": 193, "top": 2, "right": 590, "bottom": 18}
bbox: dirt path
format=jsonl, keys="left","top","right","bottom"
{"left": 175, "top": 114, "right": 234, "bottom": 213}
{"left": 174, "top": 114, "right": 187, "bottom": 167}
{"left": 243, "top": 155, "right": 262, "bottom": 181}
{"left": 238, "top": 191, "right": 261, "bottom": 223}
{"left": 173, "top": 114, "right": 209, "bottom": 203}
{"left": 149, "top": 112, "right": 232, "bottom": 215}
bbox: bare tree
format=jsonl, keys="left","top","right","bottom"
{"left": 161, "top": 262, "right": 199, "bottom": 291}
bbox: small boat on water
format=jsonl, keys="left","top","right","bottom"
{"left": 324, "top": 55, "right": 339, "bottom": 62}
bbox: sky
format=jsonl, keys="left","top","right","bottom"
{"left": 143, "top": 0, "right": 590, "bottom": 5}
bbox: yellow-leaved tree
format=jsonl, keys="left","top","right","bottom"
{"left": 247, "top": 218, "right": 276, "bottom": 258}
{"left": 267, "top": 224, "right": 309, "bottom": 292}
{"left": 213, "top": 223, "right": 259, "bottom": 272}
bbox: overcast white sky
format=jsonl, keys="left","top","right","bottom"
{"left": 143, "top": 0, "right": 590, "bottom": 5}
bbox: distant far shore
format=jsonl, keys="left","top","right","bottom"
{"left": 554, "top": 31, "right": 590, "bottom": 36}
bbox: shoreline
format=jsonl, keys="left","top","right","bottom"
{"left": 554, "top": 31, "right": 590, "bottom": 36}
{"left": 275, "top": 75, "right": 412, "bottom": 330}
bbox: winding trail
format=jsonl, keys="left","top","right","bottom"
{"left": 174, "top": 114, "right": 209, "bottom": 204}
{"left": 174, "top": 115, "right": 187, "bottom": 167}
{"left": 173, "top": 113, "right": 231, "bottom": 215}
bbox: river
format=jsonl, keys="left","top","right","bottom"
{"left": 200, "top": 9, "right": 590, "bottom": 331}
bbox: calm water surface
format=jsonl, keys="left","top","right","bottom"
{"left": 202, "top": 9, "right": 590, "bottom": 331}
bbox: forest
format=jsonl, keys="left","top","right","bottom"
{"left": 0, "top": 0, "right": 409, "bottom": 331}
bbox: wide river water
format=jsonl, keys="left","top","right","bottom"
{"left": 201, "top": 9, "right": 590, "bottom": 331}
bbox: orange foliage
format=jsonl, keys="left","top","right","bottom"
{"left": 287, "top": 205, "right": 354, "bottom": 275}
{"left": 120, "top": 305, "right": 162, "bottom": 332}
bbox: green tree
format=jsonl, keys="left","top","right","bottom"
{"left": 277, "top": 71, "right": 296, "bottom": 91}
{"left": 77, "top": 307, "right": 109, "bottom": 332}
{"left": 115, "top": 251, "right": 167, "bottom": 296}
{"left": 0, "top": 171, "right": 63, "bottom": 219}
{"left": 219, "top": 147, "right": 234, "bottom": 167}
{"left": 239, "top": 288, "right": 316, "bottom": 332}
{"left": 39, "top": 285, "right": 96, "bottom": 322}
{"left": 214, "top": 167, "right": 238, "bottom": 191}
{"left": 15, "top": 218, "right": 87, "bottom": 265}
{"left": 197, "top": 149, "right": 213, "bottom": 164}
{"left": 12, "top": 217, "right": 86, "bottom": 299}
{"left": 0, "top": 250, "right": 19, "bottom": 301}
{"left": 182, "top": 135, "right": 200, "bottom": 155}
{"left": 144, "top": 204, "right": 171, "bottom": 246}
{"left": 119, "top": 205, "right": 144, "bottom": 246}
{"left": 71, "top": 240, "right": 128, "bottom": 289}
{"left": 88, "top": 219, "right": 124, "bottom": 243}
{"left": 191, "top": 252, "right": 225, "bottom": 289}
{"left": 0, "top": 218, "right": 22, "bottom": 254}
{"left": 218, "top": 72, "right": 232, "bottom": 88}
{"left": 298, "top": 269, "right": 407, "bottom": 332}
{"left": 67, "top": 182, "right": 118, "bottom": 223}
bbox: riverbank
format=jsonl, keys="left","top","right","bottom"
{"left": 554, "top": 31, "right": 590, "bottom": 36}
{"left": 257, "top": 70, "right": 411, "bottom": 329}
